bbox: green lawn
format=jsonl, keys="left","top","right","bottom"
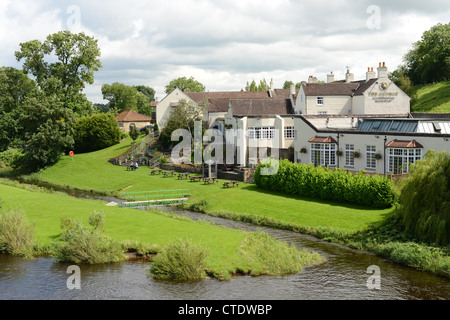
{"left": 411, "top": 81, "right": 450, "bottom": 113}
{"left": 31, "top": 138, "right": 392, "bottom": 233}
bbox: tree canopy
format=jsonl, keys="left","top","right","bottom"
{"left": 101, "top": 82, "right": 154, "bottom": 116}
{"left": 165, "top": 76, "right": 206, "bottom": 94}
{"left": 401, "top": 22, "right": 450, "bottom": 85}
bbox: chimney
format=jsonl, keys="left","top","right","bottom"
{"left": 366, "top": 67, "right": 376, "bottom": 81}
{"left": 327, "top": 71, "right": 335, "bottom": 83}
{"left": 345, "top": 69, "right": 354, "bottom": 83}
{"left": 290, "top": 84, "right": 296, "bottom": 96}
{"left": 308, "top": 75, "right": 318, "bottom": 83}
{"left": 377, "top": 62, "right": 388, "bottom": 79}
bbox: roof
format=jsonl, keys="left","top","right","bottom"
{"left": 115, "top": 110, "right": 152, "bottom": 122}
{"left": 301, "top": 78, "right": 379, "bottom": 96}
{"left": 308, "top": 136, "right": 338, "bottom": 144}
{"left": 357, "top": 119, "right": 418, "bottom": 133}
{"left": 184, "top": 89, "right": 292, "bottom": 103}
{"left": 208, "top": 98, "right": 293, "bottom": 116}
{"left": 386, "top": 139, "right": 424, "bottom": 148}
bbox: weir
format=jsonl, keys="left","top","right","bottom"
{"left": 119, "top": 189, "right": 190, "bottom": 208}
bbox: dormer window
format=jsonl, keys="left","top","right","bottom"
{"left": 317, "top": 97, "right": 324, "bottom": 105}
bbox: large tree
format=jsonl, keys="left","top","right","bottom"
{"left": 101, "top": 82, "right": 152, "bottom": 115}
{"left": 402, "top": 22, "right": 450, "bottom": 85}
{"left": 15, "top": 31, "right": 102, "bottom": 116}
{"left": 165, "top": 76, "right": 205, "bottom": 94}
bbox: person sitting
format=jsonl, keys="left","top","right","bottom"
{"left": 130, "top": 161, "right": 135, "bottom": 171}
{"left": 135, "top": 162, "right": 139, "bottom": 170}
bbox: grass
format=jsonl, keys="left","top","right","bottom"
{"left": 411, "top": 81, "right": 450, "bottom": 113}
{"left": 0, "top": 181, "right": 325, "bottom": 280}
{"left": 19, "top": 138, "right": 392, "bottom": 233}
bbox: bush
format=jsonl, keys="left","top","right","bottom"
{"left": 73, "top": 113, "right": 122, "bottom": 153}
{"left": 254, "top": 159, "right": 396, "bottom": 208}
{"left": 149, "top": 238, "right": 209, "bottom": 281}
{"left": 0, "top": 148, "right": 24, "bottom": 168}
{"left": 396, "top": 150, "right": 450, "bottom": 246}
{"left": 88, "top": 210, "right": 105, "bottom": 232}
{"left": 189, "top": 199, "right": 210, "bottom": 213}
{"left": 0, "top": 207, "right": 36, "bottom": 258}
{"left": 53, "top": 219, "right": 125, "bottom": 264}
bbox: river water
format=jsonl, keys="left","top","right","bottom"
{"left": 0, "top": 204, "right": 448, "bottom": 300}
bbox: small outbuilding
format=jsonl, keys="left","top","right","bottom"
{"left": 115, "top": 110, "right": 152, "bottom": 132}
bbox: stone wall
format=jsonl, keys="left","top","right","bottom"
{"left": 160, "top": 163, "right": 202, "bottom": 174}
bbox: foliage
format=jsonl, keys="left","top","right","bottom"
{"left": 0, "top": 207, "right": 36, "bottom": 258}
{"left": 254, "top": 159, "right": 396, "bottom": 208}
{"left": 101, "top": 82, "right": 153, "bottom": 115}
{"left": 129, "top": 125, "right": 140, "bottom": 142}
{"left": 149, "top": 238, "right": 209, "bottom": 281}
{"left": 88, "top": 210, "right": 105, "bottom": 233}
{"left": 189, "top": 199, "right": 210, "bottom": 213}
{"left": 401, "top": 22, "right": 450, "bottom": 85}
{"left": 389, "top": 69, "right": 418, "bottom": 105}
{"left": 396, "top": 150, "right": 450, "bottom": 246}
{"left": 13, "top": 96, "right": 75, "bottom": 172}
{"left": 73, "top": 113, "right": 122, "bottom": 153}
{"left": 0, "top": 148, "right": 24, "bottom": 168}
{"left": 15, "top": 30, "right": 102, "bottom": 117}
{"left": 165, "top": 76, "right": 206, "bottom": 94}
{"left": 410, "top": 81, "right": 450, "bottom": 113}
{"left": 53, "top": 218, "right": 125, "bottom": 264}
{"left": 245, "top": 79, "right": 271, "bottom": 92}
{"left": 238, "top": 231, "right": 324, "bottom": 276}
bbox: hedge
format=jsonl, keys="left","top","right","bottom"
{"left": 254, "top": 159, "right": 396, "bottom": 208}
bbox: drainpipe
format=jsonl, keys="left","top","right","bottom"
{"left": 337, "top": 134, "right": 340, "bottom": 169}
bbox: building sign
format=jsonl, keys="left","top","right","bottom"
{"left": 368, "top": 91, "right": 398, "bottom": 103}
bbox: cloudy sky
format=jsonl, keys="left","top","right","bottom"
{"left": 1, "top": 0, "right": 449, "bottom": 103}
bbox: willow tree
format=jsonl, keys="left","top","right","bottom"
{"left": 397, "top": 151, "right": 450, "bottom": 245}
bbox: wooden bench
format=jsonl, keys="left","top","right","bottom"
{"left": 150, "top": 169, "right": 162, "bottom": 175}
{"left": 177, "top": 173, "right": 190, "bottom": 179}
{"left": 223, "top": 181, "right": 239, "bottom": 188}
{"left": 202, "top": 178, "right": 218, "bottom": 184}
{"left": 189, "top": 176, "right": 203, "bottom": 182}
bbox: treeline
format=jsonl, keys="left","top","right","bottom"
{"left": 254, "top": 160, "right": 396, "bottom": 209}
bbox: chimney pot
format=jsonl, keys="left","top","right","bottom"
{"left": 383, "top": 62, "right": 386, "bottom": 67}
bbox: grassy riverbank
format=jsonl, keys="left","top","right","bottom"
{"left": 0, "top": 180, "right": 324, "bottom": 280}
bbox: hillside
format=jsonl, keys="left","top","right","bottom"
{"left": 411, "top": 81, "right": 450, "bottom": 113}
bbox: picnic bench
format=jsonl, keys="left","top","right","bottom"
{"left": 150, "top": 169, "right": 162, "bottom": 175}
{"left": 223, "top": 180, "right": 239, "bottom": 188}
{"left": 177, "top": 172, "right": 190, "bottom": 179}
{"left": 202, "top": 178, "right": 219, "bottom": 184}
{"left": 189, "top": 176, "right": 203, "bottom": 182}
{"left": 162, "top": 171, "right": 176, "bottom": 178}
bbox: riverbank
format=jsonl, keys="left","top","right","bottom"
{"left": 2, "top": 138, "right": 448, "bottom": 278}
{"left": 0, "top": 180, "right": 324, "bottom": 280}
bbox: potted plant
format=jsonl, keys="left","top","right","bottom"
{"left": 336, "top": 150, "right": 343, "bottom": 157}
{"left": 353, "top": 151, "right": 360, "bottom": 158}
{"left": 374, "top": 152, "right": 382, "bottom": 160}
{"left": 300, "top": 148, "right": 307, "bottom": 154}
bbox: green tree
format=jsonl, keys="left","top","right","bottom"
{"left": 15, "top": 31, "right": 102, "bottom": 116}
{"left": 165, "top": 76, "right": 206, "bottom": 94}
{"left": 283, "top": 81, "right": 294, "bottom": 89}
{"left": 245, "top": 79, "right": 258, "bottom": 92}
{"left": 129, "top": 125, "right": 140, "bottom": 142}
{"left": 14, "top": 95, "right": 75, "bottom": 172}
{"left": 402, "top": 22, "right": 450, "bottom": 84}
{"left": 389, "top": 69, "right": 418, "bottom": 104}
{"left": 396, "top": 150, "right": 450, "bottom": 245}
{"left": 73, "top": 113, "right": 122, "bottom": 153}
{"left": 101, "top": 82, "right": 151, "bottom": 115}
{"left": 245, "top": 79, "right": 271, "bottom": 92}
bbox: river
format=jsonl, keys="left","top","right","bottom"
{"left": 0, "top": 205, "right": 449, "bottom": 300}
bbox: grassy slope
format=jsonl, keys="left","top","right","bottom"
{"left": 411, "top": 81, "right": 450, "bottom": 113}
{"left": 33, "top": 138, "right": 392, "bottom": 233}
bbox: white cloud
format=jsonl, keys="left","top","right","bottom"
{"left": 1, "top": 0, "right": 449, "bottom": 103}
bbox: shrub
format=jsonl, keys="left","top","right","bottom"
{"left": 0, "top": 148, "right": 24, "bottom": 168}
{"left": 189, "top": 199, "right": 210, "bottom": 213}
{"left": 88, "top": 210, "right": 105, "bottom": 232}
{"left": 254, "top": 159, "right": 396, "bottom": 208}
{"left": 53, "top": 220, "right": 125, "bottom": 264}
{"left": 0, "top": 207, "right": 36, "bottom": 258}
{"left": 149, "top": 238, "right": 209, "bottom": 281}
{"left": 73, "top": 113, "right": 122, "bottom": 153}
{"left": 396, "top": 150, "right": 450, "bottom": 246}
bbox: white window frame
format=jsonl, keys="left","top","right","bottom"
{"left": 345, "top": 144, "right": 355, "bottom": 167}
{"left": 310, "top": 143, "right": 336, "bottom": 167}
{"left": 318, "top": 111, "right": 328, "bottom": 115}
{"left": 247, "top": 126, "right": 275, "bottom": 140}
{"left": 366, "top": 145, "right": 377, "bottom": 170}
{"left": 387, "top": 148, "right": 422, "bottom": 174}
{"left": 284, "top": 126, "right": 295, "bottom": 139}
{"left": 317, "top": 97, "right": 324, "bottom": 105}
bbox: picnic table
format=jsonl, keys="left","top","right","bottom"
{"left": 177, "top": 172, "right": 190, "bottom": 179}
{"left": 150, "top": 169, "right": 162, "bottom": 175}
{"left": 189, "top": 176, "right": 203, "bottom": 182}
{"left": 162, "top": 171, "right": 176, "bottom": 178}
{"left": 202, "top": 177, "right": 219, "bottom": 184}
{"left": 223, "top": 180, "right": 239, "bottom": 188}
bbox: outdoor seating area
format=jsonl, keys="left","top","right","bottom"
{"left": 162, "top": 170, "right": 177, "bottom": 178}
{"left": 189, "top": 176, "right": 203, "bottom": 182}
{"left": 177, "top": 172, "right": 190, "bottom": 179}
{"left": 150, "top": 169, "right": 163, "bottom": 175}
{"left": 202, "top": 177, "right": 219, "bottom": 184}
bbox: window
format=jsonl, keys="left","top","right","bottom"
{"left": 366, "top": 145, "right": 377, "bottom": 170}
{"left": 317, "top": 97, "right": 324, "bottom": 105}
{"left": 310, "top": 143, "right": 336, "bottom": 167}
{"left": 284, "top": 127, "right": 295, "bottom": 139}
{"left": 388, "top": 148, "right": 422, "bottom": 174}
{"left": 247, "top": 126, "right": 275, "bottom": 140}
{"left": 345, "top": 144, "right": 355, "bottom": 167}
{"left": 318, "top": 111, "right": 328, "bottom": 115}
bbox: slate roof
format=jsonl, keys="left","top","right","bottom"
{"left": 115, "top": 110, "right": 152, "bottom": 122}
{"left": 208, "top": 98, "right": 294, "bottom": 116}
{"left": 302, "top": 78, "right": 378, "bottom": 96}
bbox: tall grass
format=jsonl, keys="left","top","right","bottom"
{"left": 0, "top": 206, "right": 36, "bottom": 258}
{"left": 149, "top": 238, "right": 209, "bottom": 281}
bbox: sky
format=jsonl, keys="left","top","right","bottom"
{"left": 0, "top": 0, "right": 449, "bottom": 104}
